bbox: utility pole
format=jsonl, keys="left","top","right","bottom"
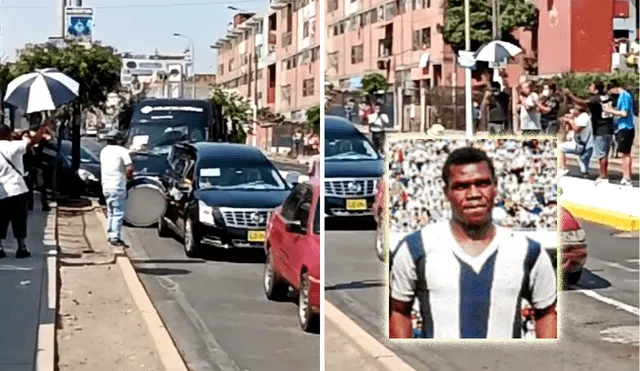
{"left": 492, "top": 0, "right": 500, "bottom": 40}
{"left": 464, "top": 0, "right": 473, "bottom": 138}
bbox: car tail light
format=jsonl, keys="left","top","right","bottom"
{"left": 560, "top": 228, "right": 586, "bottom": 248}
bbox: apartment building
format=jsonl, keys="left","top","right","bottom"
{"left": 213, "top": 0, "right": 321, "bottom": 125}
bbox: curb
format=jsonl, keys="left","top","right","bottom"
{"left": 35, "top": 206, "right": 59, "bottom": 371}
{"left": 92, "top": 201, "right": 190, "bottom": 371}
{"left": 560, "top": 200, "right": 640, "bottom": 231}
{"left": 324, "top": 300, "right": 420, "bottom": 371}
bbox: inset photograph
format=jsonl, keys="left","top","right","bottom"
{"left": 385, "top": 137, "right": 559, "bottom": 340}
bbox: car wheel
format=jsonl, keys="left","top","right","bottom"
{"left": 565, "top": 270, "right": 582, "bottom": 286}
{"left": 264, "top": 250, "right": 289, "bottom": 301}
{"left": 183, "top": 218, "right": 200, "bottom": 258}
{"left": 298, "top": 272, "right": 319, "bottom": 333}
{"left": 157, "top": 216, "right": 170, "bottom": 238}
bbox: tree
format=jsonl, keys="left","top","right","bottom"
{"left": 11, "top": 42, "right": 121, "bottom": 111}
{"left": 306, "top": 104, "right": 320, "bottom": 132}
{"left": 438, "top": 0, "right": 537, "bottom": 52}
{"left": 362, "top": 73, "right": 390, "bottom": 98}
{"left": 209, "top": 87, "right": 252, "bottom": 143}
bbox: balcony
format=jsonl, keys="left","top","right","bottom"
{"left": 613, "top": 0, "right": 629, "bottom": 18}
{"left": 282, "top": 31, "right": 293, "bottom": 47}
{"left": 378, "top": 39, "right": 392, "bottom": 58}
{"left": 267, "top": 86, "right": 276, "bottom": 104}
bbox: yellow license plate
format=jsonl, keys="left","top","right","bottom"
{"left": 346, "top": 199, "right": 367, "bottom": 211}
{"left": 247, "top": 230, "right": 266, "bottom": 242}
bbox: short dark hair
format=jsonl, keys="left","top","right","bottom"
{"left": 0, "top": 124, "right": 11, "bottom": 139}
{"left": 592, "top": 80, "right": 605, "bottom": 93}
{"left": 442, "top": 146, "right": 495, "bottom": 188}
{"left": 609, "top": 79, "right": 621, "bottom": 88}
{"left": 546, "top": 81, "right": 557, "bottom": 91}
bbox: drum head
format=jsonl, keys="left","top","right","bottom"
{"left": 125, "top": 185, "right": 167, "bottom": 227}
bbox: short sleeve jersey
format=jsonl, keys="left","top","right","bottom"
{"left": 390, "top": 222, "right": 557, "bottom": 339}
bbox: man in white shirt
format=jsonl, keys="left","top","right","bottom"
{"left": 0, "top": 121, "right": 52, "bottom": 259}
{"left": 100, "top": 130, "right": 134, "bottom": 247}
{"left": 368, "top": 102, "right": 389, "bottom": 153}
{"left": 518, "top": 81, "right": 542, "bottom": 134}
{"left": 558, "top": 107, "right": 594, "bottom": 177}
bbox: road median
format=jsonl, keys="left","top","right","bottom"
{"left": 55, "top": 201, "right": 170, "bottom": 371}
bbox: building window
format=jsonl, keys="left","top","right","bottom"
{"left": 303, "top": 20, "right": 310, "bottom": 38}
{"left": 351, "top": 44, "right": 364, "bottom": 64}
{"left": 302, "top": 78, "right": 314, "bottom": 97}
{"left": 412, "top": 27, "right": 431, "bottom": 50}
{"left": 327, "top": 0, "right": 338, "bottom": 12}
{"left": 228, "top": 58, "right": 235, "bottom": 72}
{"left": 218, "top": 64, "right": 224, "bottom": 76}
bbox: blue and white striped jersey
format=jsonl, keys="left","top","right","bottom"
{"left": 390, "top": 221, "right": 557, "bottom": 339}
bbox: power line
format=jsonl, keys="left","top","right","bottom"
{"left": 0, "top": 0, "right": 258, "bottom": 10}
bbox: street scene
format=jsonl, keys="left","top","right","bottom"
{"left": 1, "top": 0, "right": 320, "bottom": 371}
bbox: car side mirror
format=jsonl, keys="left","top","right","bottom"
{"left": 285, "top": 220, "right": 305, "bottom": 234}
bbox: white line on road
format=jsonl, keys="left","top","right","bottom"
{"left": 572, "top": 290, "right": 640, "bottom": 317}
{"left": 601, "top": 261, "right": 640, "bottom": 273}
{"left": 0, "top": 265, "right": 34, "bottom": 271}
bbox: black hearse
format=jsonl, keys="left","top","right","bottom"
{"left": 324, "top": 116, "right": 384, "bottom": 219}
{"left": 157, "top": 142, "right": 292, "bottom": 258}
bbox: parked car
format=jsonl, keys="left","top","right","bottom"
{"left": 157, "top": 142, "right": 292, "bottom": 258}
{"left": 324, "top": 116, "right": 384, "bottom": 220}
{"left": 39, "top": 140, "right": 102, "bottom": 199}
{"left": 263, "top": 178, "right": 320, "bottom": 332}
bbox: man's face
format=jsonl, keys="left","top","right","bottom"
{"left": 588, "top": 83, "right": 597, "bottom": 95}
{"left": 521, "top": 83, "right": 531, "bottom": 95}
{"left": 445, "top": 162, "right": 496, "bottom": 227}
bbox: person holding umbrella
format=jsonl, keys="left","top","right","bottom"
{"left": 0, "top": 120, "right": 53, "bottom": 259}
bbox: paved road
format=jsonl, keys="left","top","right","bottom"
{"left": 123, "top": 158, "right": 317, "bottom": 371}
{"left": 325, "top": 221, "right": 639, "bottom": 371}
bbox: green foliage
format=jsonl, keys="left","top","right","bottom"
{"left": 439, "top": 0, "right": 537, "bottom": 52}
{"left": 551, "top": 71, "right": 640, "bottom": 99}
{"left": 361, "top": 73, "right": 390, "bottom": 96}
{"left": 306, "top": 104, "right": 320, "bottom": 131}
{"left": 209, "top": 86, "right": 252, "bottom": 143}
{"left": 10, "top": 43, "right": 121, "bottom": 110}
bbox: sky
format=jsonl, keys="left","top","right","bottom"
{"left": 0, "top": 0, "right": 266, "bottom": 73}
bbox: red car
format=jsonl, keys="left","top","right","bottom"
{"left": 263, "top": 178, "right": 321, "bottom": 333}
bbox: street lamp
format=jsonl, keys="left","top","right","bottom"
{"left": 173, "top": 33, "right": 196, "bottom": 98}
{"left": 464, "top": 0, "right": 473, "bottom": 138}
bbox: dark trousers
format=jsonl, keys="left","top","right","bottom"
{"left": 24, "top": 170, "right": 48, "bottom": 210}
{"left": 0, "top": 193, "right": 28, "bottom": 240}
{"left": 371, "top": 131, "right": 385, "bottom": 153}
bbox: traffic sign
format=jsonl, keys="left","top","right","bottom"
{"left": 65, "top": 7, "right": 94, "bottom": 43}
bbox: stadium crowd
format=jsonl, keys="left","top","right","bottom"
{"left": 387, "top": 138, "right": 558, "bottom": 233}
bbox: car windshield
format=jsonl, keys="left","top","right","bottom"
{"left": 198, "top": 165, "right": 288, "bottom": 190}
{"left": 60, "top": 143, "right": 99, "bottom": 163}
{"left": 325, "top": 132, "right": 378, "bottom": 161}
{"left": 313, "top": 195, "right": 319, "bottom": 234}
{"left": 126, "top": 122, "right": 205, "bottom": 151}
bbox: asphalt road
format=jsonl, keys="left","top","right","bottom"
{"left": 83, "top": 137, "right": 318, "bottom": 371}
{"left": 325, "top": 221, "right": 639, "bottom": 371}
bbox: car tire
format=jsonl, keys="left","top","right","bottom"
{"left": 263, "top": 250, "right": 289, "bottom": 301}
{"left": 298, "top": 272, "right": 319, "bottom": 333}
{"left": 183, "top": 218, "right": 201, "bottom": 258}
{"left": 565, "top": 270, "right": 582, "bottom": 286}
{"left": 157, "top": 216, "right": 170, "bottom": 238}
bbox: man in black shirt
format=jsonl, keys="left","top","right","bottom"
{"left": 536, "top": 81, "right": 560, "bottom": 134}
{"left": 564, "top": 80, "right": 614, "bottom": 183}
{"left": 482, "top": 81, "right": 510, "bottom": 134}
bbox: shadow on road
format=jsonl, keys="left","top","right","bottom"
{"left": 200, "top": 249, "right": 266, "bottom": 264}
{"left": 568, "top": 269, "right": 612, "bottom": 290}
{"left": 134, "top": 267, "right": 192, "bottom": 276}
{"left": 129, "top": 259, "right": 206, "bottom": 265}
{"left": 326, "top": 279, "right": 384, "bottom": 291}
{"left": 325, "top": 217, "right": 377, "bottom": 231}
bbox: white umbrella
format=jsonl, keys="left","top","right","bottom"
{"left": 4, "top": 68, "right": 79, "bottom": 113}
{"left": 474, "top": 41, "right": 522, "bottom": 63}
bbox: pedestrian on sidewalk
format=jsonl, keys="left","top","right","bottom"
{"left": 535, "top": 81, "right": 560, "bottom": 134}
{"left": 517, "top": 81, "right": 542, "bottom": 135}
{"left": 368, "top": 102, "right": 388, "bottom": 154}
{"left": 0, "top": 121, "right": 52, "bottom": 259}
{"left": 603, "top": 79, "right": 635, "bottom": 186}
{"left": 558, "top": 107, "right": 594, "bottom": 178}
{"left": 99, "top": 130, "right": 134, "bottom": 247}
{"left": 563, "top": 81, "right": 615, "bottom": 183}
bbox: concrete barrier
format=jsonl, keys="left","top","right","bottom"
{"left": 558, "top": 176, "right": 640, "bottom": 231}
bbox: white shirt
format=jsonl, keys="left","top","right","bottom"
{"left": 368, "top": 112, "right": 389, "bottom": 132}
{"left": 99, "top": 145, "right": 132, "bottom": 190}
{"left": 390, "top": 222, "right": 556, "bottom": 339}
{"left": 519, "top": 93, "right": 541, "bottom": 130}
{"left": 0, "top": 140, "right": 29, "bottom": 199}
{"left": 573, "top": 112, "right": 593, "bottom": 149}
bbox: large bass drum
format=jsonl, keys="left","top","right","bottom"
{"left": 125, "top": 176, "right": 168, "bottom": 227}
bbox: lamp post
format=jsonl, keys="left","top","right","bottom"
{"left": 464, "top": 0, "right": 473, "bottom": 138}
{"left": 173, "top": 33, "right": 196, "bottom": 98}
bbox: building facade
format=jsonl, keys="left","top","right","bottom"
{"left": 213, "top": 0, "right": 321, "bottom": 124}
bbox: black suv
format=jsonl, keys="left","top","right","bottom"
{"left": 157, "top": 142, "right": 292, "bottom": 258}
{"left": 324, "top": 116, "right": 384, "bottom": 220}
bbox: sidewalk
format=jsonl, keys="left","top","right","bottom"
{"left": 0, "top": 200, "right": 56, "bottom": 371}
{"left": 325, "top": 317, "right": 386, "bottom": 371}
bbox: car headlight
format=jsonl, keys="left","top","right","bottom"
{"left": 77, "top": 169, "right": 98, "bottom": 182}
{"left": 198, "top": 201, "right": 216, "bottom": 226}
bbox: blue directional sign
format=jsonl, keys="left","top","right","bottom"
{"left": 65, "top": 7, "right": 94, "bottom": 42}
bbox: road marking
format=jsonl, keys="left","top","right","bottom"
{"left": 600, "top": 326, "right": 640, "bottom": 345}
{"left": 324, "top": 300, "right": 419, "bottom": 371}
{"left": 601, "top": 261, "right": 640, "bottom": 273}
{"left": 626, "top": 259, "right": 639, "bottom": 265}
{"left": 577, "top": 290, "right": 640, "bottom": 317}
{"left": 0, "top": 265, "right": 34, "bottom": 271}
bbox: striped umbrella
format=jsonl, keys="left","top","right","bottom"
{"left": 474, "top": 40, "right": 522, "bottom": 63}
{"left": 4, "top": 68, "right": 79, "bottom": 113}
